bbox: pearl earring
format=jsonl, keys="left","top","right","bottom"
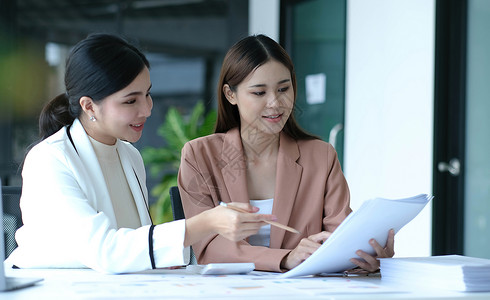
{"left": 90, "top": 116, "right": 96, "bottom": 122}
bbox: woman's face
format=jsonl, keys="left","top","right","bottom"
{"left": 225, "top": 59, "right": 294, "bottom": 137}
{"left": 90, "top": 67, "right": 153, "bottom": 144}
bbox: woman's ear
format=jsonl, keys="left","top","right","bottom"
{"left": 79, "top": 96, "right": 95, "bottom": 117}
{"left": 223, "top": 84, "right": 237, "bottom": 105}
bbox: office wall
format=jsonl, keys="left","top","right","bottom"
{"left": 249, "top": 0, "right": 280, "bottom": 41}
{"left": 344, "top": 0, "right": 435, "bottom": 257}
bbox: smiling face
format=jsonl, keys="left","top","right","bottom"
{"left": 223, "top": 59, "right": 294, "bottom": 137}
{"left": 81, "top": 67, "right": 153, "bottom": 145}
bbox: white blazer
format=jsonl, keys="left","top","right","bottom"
{"left": 6, "top": 119, "right": 188, "bottom": 273}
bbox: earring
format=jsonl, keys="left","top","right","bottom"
{"left": 90, "top": 116, "right": 96, "bottom": 122}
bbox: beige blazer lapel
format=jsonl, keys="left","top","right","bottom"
{"left": 270, "top": 132, "right": 302, "bottom": 249}
{"left": 220, "top": 128, "right": 249, "bottom": 205}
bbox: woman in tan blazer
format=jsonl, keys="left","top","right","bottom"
{"left": 178, "top": 34, "right": 394, "bottom": 273}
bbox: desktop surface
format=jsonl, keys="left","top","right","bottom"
{"left": 3, "top": 266, "right": 490, "bottom": 300}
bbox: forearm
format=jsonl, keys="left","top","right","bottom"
{"left": 194, "top": 237, "right": 291, "bottom": 272}
{"left": 183, "top": 209, "right": 214, "bottom": 247}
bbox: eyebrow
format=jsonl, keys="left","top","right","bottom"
{"left": 247, "top": 79, "right": 291, "bottom": 88}
{"left": 123, "top": 84, "right": 152, "bottom": 97}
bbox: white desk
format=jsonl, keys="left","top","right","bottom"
{"left": 3, "top": 267, "right": 490, "bottom": 299}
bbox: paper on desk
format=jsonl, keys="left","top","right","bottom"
{"left": 380, "top": 255, "right": 490, "bottom": 292}
{"left": 279, "top": 194, "right": 432, "bottom": 278}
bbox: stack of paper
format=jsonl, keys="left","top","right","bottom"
{"left": 280, "top": 194, "right": 432, "bottom": 278}
{"left": 380, "top": 255, "right": 490, "bottom": 292}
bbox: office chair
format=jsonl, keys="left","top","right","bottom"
{"left": 169, "top": 186, "right": 196, "bottom": 264}
{"left": 2, "top": 186, "right": 22, "bottom": 258}
{"left": 169, "top": 186, "right": 185, "bottom": 221}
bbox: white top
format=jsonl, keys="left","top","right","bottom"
{"left": 89, "top": 136, "right": 140, "bottom": 229}
{"left": 248, "top": 199, "right": 274, "bottom": 247}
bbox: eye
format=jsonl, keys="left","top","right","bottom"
{"left": 125, "top": 99, "right": 136, "bottom": 104}
{"left": 146, "top": 91, "right": 152, "bottom": 97}
{"left": 252, "top": 91, "right": 266, "bottom": 96}
{"left": 278, "top": 86, "right": 290, "bottom": 93}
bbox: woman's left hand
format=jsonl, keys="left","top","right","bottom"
{"left": 349, "top": 228, "right": 395, "bottom": 272}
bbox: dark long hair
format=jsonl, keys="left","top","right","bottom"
{"left": 38, "top": 33, "right": 149, "bottom": 140}
{"left": 214, "top": 34, "right": 317, "bottom": 140}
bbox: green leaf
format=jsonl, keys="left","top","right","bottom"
{"left": 198, "top": 110, "right": 217, "bottom": 137}
{"left": 142, "top": 101, "right": 217, "bottom": 223}
{"left": 162, "top": 108, "right": 188, "bottom": 150}
{"left": 186, "top": 101, "right": 204, "bottom": 138}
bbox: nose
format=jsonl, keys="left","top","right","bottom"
{"left": 142, "top": 95, "right": 153, "bottom": 117}
{"left": 266, "top": 92, "right": 281, "bottom": 108}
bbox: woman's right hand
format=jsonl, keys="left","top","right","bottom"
{"left": 209, "top": 202, "right": 276, "bottom": 241}
{"left": 184, "top": 202, "right": 276, "bottom": 247}
{"left": 280, "top": 231, "right": 332, "bottom": 270}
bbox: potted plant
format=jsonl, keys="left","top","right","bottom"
{"left": 142, "top": 101, "right": 216, "bottom": 224}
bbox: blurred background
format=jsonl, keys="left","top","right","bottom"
{"left": 1, "top": 0, "right": 489, "bottom": 261}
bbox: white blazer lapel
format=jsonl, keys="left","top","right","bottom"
{"left": 116, "top": 141, "right": 152, "bottom": 226}
{"left": 69, "top": 119, "right": 118, "bottom": 226}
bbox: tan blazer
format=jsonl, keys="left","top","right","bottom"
{"left": 178, "top": 127, "right": 351, "bottom": 272}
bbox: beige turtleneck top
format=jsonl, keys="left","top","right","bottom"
{"left": 89, "top": 136, "right": 141, "bottom": 229}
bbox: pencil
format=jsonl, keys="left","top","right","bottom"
{"left": 219, "top": 202, "right": 300, "bottom": 234}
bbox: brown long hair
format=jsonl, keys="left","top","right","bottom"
{"left": 214, "top": 34, "right": 317, "bottom": 140}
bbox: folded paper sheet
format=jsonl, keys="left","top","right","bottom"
{"left": 279, "top": 194, "right": 432, "bottom": 278}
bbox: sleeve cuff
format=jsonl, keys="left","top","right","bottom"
{"left": 148, "top": 225, "right": 156, "bottom": 269}
{"left": 151, "top": 219, "right": 190, "bottom": 268}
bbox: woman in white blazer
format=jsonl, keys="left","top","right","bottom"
{"left": 6, "top": 33, "right": 274, "bottom": 274}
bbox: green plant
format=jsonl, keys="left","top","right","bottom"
{"left": 142, "top": 101, "right": 217, "bottom": 224}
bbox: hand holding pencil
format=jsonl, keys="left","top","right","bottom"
{"left": 219, "top": 201, "right": 300, "bottom": 234}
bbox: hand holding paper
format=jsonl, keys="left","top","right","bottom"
{"left": 350, "top": 228, "right": 395, "bottom": 272}
{"left": 281, "top": 231, "right": 332, "bottom": 270}
{"left": 279, "top": 194, "right": 432, "bottom": 278}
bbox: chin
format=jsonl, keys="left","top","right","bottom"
{"left": 261, "top": 128, "right": 283, "bottom": 137}
{"left": 121, "top": 135, "right": 141, "bottom": 143}
{"left": 127, "top": 138, "right": 141, "bottom": 143}
{"left": 264, "top": 123, "right": 286, "bottom": 134}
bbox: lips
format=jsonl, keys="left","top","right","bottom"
{"left": 130, "top": 122, "right": 145, "bottom": 131}
{"left": 262, "top": 113, "right": 282, "bottom": 119}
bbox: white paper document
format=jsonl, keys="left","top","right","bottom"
{"left": 279, "top": 194, "right": 432, "bottom": 278}
{"left": 380, "top": 255, "right": 490, "bottom": 292}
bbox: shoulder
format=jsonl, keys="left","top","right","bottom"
{"left": 186, "top": 133, "right": 227, "bottom": 146}
{"left": 24, "top": 126, "right": 72, "bottom": 168}
{"left": 183, "top": 133, "right": 227, "bottom": 155}
{"left": 296, "top": 138, "right": 338, "bottom": 165}
{"left": 28, "top": 126, "right": 69, "bottom": 156}
{"left": 296, "top": 138, "right": 336, "bottom": 154}
{"left": 180, "top": 133, "right": 235, "bottom": 170}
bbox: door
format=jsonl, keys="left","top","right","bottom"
{"left": 462, "top": 0, "right": 490, "bottom": 259}
{"left": 433, "top": 0, "right": 490, "bottom": 258}
{"left": 281, "top": 0, "right": 346, "bottom": 165}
